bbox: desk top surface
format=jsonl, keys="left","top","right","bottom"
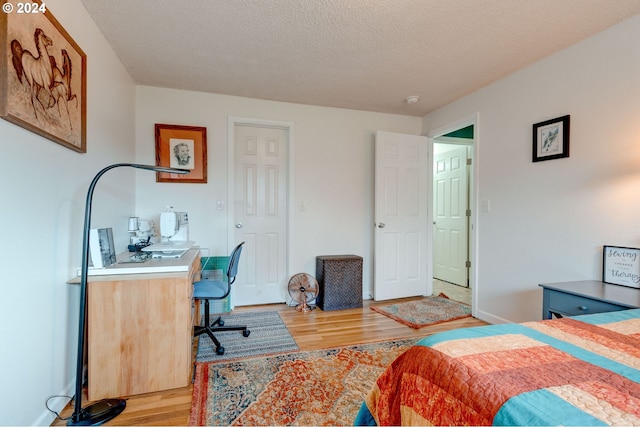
{"left": 69, "top": 248, "right": 199, "bottom": 283}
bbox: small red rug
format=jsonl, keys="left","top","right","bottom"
{"left": 370, "top": 293, "right": 471, "bottom": 329}
{"left": 189, "top": 338, "right": 417, "bottom": 426}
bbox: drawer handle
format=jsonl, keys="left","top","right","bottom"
{"left": 579, "top": 305, "right": 588, "bottom": 311}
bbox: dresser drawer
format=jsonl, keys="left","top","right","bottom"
{"left": 547, "top": 290, "right": 628, "bottom": 316}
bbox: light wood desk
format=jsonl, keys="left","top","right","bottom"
{"left": 74, "top": 249, "right": 200, "bottom": 400}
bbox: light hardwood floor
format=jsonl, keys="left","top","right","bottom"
{"left": 52, "top": 288, "right": 483, "bottom": 426}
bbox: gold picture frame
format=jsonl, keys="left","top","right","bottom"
{"left": 0, "top": 1, "right": 87, "bottom": 152}
{"left": 155, "top": 124, "right": 207, "bottom": 183}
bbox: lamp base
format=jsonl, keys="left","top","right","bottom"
{"left": 67, "top": 399, "right": 126, "bottom": 426}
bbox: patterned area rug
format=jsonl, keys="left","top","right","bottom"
{"left": 189, "top": 338, "right": 418, "bottom": 426}
{"left": 371, "top": 292, "right": 471, "bottom": 329}
{"left": 196, "top": 311, "right": 298, "bottom": 362}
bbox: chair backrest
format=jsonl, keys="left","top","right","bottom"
{"left": 226, "top": 241, "right": 245, "bottom": 285}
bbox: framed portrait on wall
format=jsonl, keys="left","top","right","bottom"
{"left": 155, "top": 123, "right": 207, "bottom": 183}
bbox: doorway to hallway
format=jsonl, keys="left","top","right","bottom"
{"left": 431, "top": 123, "right": 475, "bottom": 307}
{"left": 433, "top": 136, "right": 473, "bottom": 288}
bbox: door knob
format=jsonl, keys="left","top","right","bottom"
{"left": 377, "top": 223, "right": 385, "bottom": 228}
{"left": 235, "top": 222, "right": 243, "bottom": 229}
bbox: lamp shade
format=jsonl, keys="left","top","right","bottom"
{"left": 127, "top": 216, "right": 139, "bottom": 232}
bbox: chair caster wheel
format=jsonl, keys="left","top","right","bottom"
{"left": 218, "top": 320, "right": 225, "bottom": 326}
{"left": 243, "top": 330, "right": 251, "bottom": 337}
{"left": 216, "top": 346, "right": 225, "bottom": 355}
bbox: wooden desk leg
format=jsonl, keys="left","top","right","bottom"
{"left": 194, "top": 299, "right": 201, "bottom": 328}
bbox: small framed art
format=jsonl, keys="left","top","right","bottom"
{"left": 532, "top": 115, "right": 570, "bottom": 162}
{"left": 155, "top": 123, "right": 207, "bottom": 183}
{"left": 602, "top": 245, "right": 640, "bottom": 288}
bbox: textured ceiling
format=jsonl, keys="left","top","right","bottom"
{"left": 79, "top": 0, "right": 640, "bottom": 117}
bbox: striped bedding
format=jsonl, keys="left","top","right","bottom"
{"left": 355, "top": 309, "right": 640, "bottom": 426}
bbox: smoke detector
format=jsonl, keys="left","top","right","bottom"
{"left": 405, "top": 96, "right": 420, "bottom": 104}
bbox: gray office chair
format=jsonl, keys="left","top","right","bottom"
{"left": 194, "top": 241, "right": 250, "bottom": 355}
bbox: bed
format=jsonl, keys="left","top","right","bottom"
{"left": 355, "top": 309, "right": 640, "bottom": 426}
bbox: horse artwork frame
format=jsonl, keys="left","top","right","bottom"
{"left": 0, "top": 1, "right": 87, "bottom": 152}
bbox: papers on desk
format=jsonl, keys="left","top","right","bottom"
{"left": 118, "top": 251, "right": 153, "bottom": 263}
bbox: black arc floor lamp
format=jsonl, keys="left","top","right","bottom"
{"left": 69, "top": 163, "right": 188, "bottom": 426}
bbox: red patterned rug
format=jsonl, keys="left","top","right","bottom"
{"left": 189, "top": 338, "right": 417, "bottom": 426}
{"left": 370, "top": 293, "right": 471, "bottom": 328}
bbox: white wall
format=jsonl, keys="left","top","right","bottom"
{"left": 423, "top": 15, "right": 640, "bottom": 323}
{"left": 134, "top": 87, "right": 422, "bottom": 299}
{"left": 0, "top": 0, "right": 136, "bottom": 424}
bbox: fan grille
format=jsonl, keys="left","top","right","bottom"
{"left": 287, "top": 273, "right": 318, "bottom": 312}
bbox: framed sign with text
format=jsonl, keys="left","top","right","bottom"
{"left": 602, "top": 245, "right": 640, "bottom": 288}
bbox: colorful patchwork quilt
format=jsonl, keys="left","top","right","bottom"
{"left": 355, "top": 309, "right": 640, "bottom": 426}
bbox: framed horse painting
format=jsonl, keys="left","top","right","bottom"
{"left": 0, "top": 1, "right": 87, "bottom": 152}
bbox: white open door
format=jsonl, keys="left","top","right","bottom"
{"left": 374, "top": 131, "right": 430, "bottom": 300}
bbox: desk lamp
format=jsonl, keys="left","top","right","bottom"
{"left": 127, "top": 216, "right": 139, "bottom": 235}
{"left": 69, "top": 163, "right": 188, "bottom": 426}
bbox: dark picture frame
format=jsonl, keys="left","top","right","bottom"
{"left": 155, "top": 124, "right": 207, "bottom": 183}
{"left": 0, "top": 0, "right": 87, "bottom": 152}
{"left": 532, "top": 115, "right": 570, "bottom": 162}
{"left": 602, "top": 245, "right": 640, "bottom": 288}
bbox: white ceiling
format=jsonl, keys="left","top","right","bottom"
{"left": 80, "top": 0, "right": 640, "bottom": 117}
